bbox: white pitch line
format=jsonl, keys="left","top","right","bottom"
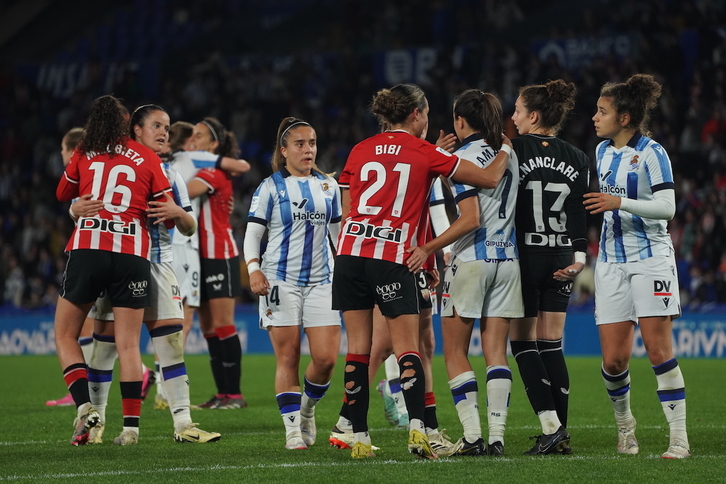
{"left": 1, "top": 454, "right": 722, "bottom": 481}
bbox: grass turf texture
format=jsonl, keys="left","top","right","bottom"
{"left": 1, "top": 355, "right": 725, "bottom": 483}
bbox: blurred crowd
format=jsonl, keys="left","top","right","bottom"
{"left": 1, "top": 0, "right": 725, "bottom": 310}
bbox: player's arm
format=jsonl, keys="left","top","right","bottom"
{"left": 69, "top": 194, "right": 105, "bottom": 221}
{"left": 450, "top": 137, "right": 513, "bottom": 189}
{"left": 146, "top": 192, "right": 196, "bottom": 235}
{"left": 187, "top": 179, "right": 213, "bottom": 198}
{"left": 554, "top": 163, "right": 589, "bottom": 281}
{"left": 218, "top": 156, "right": 251, "bottom": 176}
{"left": 406, "top": 195, "right": 479, "bottom": 272}
{"left": 243, "top": 221, "right": 270, "bottom": 296}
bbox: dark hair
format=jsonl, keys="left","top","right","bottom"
{"left": 77, "top": 95, "right": 129, "bottom": 155}
{"left": 200, "top": 117, "right": 238, "bottom": 157}
{"left": 130, "top": 104, "right": 167, "bottom": 141}
{"left": 169, "top": 121, "right": 194, "bottom": 152}
{"left": 271, "top": 117, "right": 329, "bottom": 177}
{"left": 600, "top": 73, "right": 662, "bottom": 138}
{"left": 518, "top": 79, "right": 577, "bottom": 135}
{"left": 63, "top": 127, "right": 84, "bottom": 151}
{"left": 453, "top": 89, "right": 504, "bottom": 151}
{"left": 370, "top": 83, "right": 427, "bottom": 126}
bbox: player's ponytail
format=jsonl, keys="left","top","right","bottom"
{"left": 601, "top": 74, "right": 661, "bottom": 137}
{"left": 518, "top": 79, "right": 576, "bottom": 136}
{"left": 370, "top": 84, "right": 427, "bottom": 127}
{"left": 453, "top": 89, "right": 504, "bottom": 151}
{"left": 78, "top": 95, "right": 129, "bottom": 155}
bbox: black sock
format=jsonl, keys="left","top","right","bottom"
{"left": 344, "top": 354, "right": 370, "bottom": 433}
{"left": 510, "top": 340, "right": 556, "bottom": 415}
{"left": 219, "top": 334, "right": 242, "bottom": 395}
{"left": 538, "top": 338, "right": 569, "bottom": 427}
{"left": 205, "top": 335, "right": 226, "bottom": 394}
{"left": 398, "top": 353, "right": 426, "bottom": 423}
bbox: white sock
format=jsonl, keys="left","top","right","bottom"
{"left": 150, "top": 326, "right": 191, "bottom": 431}
{"left": 79, "top": 337, "right": 94, "bottom": 364}
{"left": 653, "top": 359, "right": 688, "bottom": 446}
{"left": 301, "top": 377, "right": 330, "bottom": 418}
{"left": 336, "top": 415, "right": 352, "bottom": 430}
{"left": 88, "top": 334, "right": 118, "bottom": 423}
{"left": 276, "top": 392, "right": 302, "bottom": 438}
{"left": 384, "top": 355, "right": 408, "bottom": 418}
{"left": 486, "top": 365, "right": 511, "bottom": 445}
{"left": 602, "top": 365, "right": 634, "bottom": 426}
{"left": 448, "top": 371, "right": 481, "bottom": 442}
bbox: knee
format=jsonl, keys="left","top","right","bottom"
{"left": 602, "top": 356, "right": 629, "bottom": 376}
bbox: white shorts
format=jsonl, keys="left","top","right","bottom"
{"left": 259, "top": 279, "right": 342, "bottom": 329}
{"left": 172, "top": 242, "right": 200, "bottom": 308}
{"left": 441, "top": 257, "right": 524, "bottom": 319}
{"left": 594, "top": 254, "right": 681, "bottom": 325}
{"left": 91, "top": 262, "right": 184, "bottom": 322}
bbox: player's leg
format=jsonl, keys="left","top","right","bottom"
{"left": 268, "top": 324, "right": 305, "bottom": 449}
{"left": 481, "top": 316, "right": 512, "bottom": 455}
{"left": 536, "top": 311, "right": 568, "bottom": 427}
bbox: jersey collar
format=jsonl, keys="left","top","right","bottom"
{"left": 460, "top": 133, "right": 485, "bottom": 145}
{"left": 609, "top": 132, "right": 642, "bottom": 148}
{"left": 280, "top": 166, "right": 292, "bottom": 178}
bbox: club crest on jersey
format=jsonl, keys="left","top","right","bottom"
{"left": 541, "top": 141, "right": 549, "bottom": 147}
{"left": 629, "top": 155, "right": 640, "bottom": 170}
{"left": 321, "top": 182, "right": 334, "bottom": 197}
{"left": 345, "top": 221, "right": 402, "bottom": 243}
{"left": 79, "top": 218, "right": 137, "bottom": 235}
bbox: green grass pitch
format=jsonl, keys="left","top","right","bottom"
{"left": 1, "top": 355, "right": 725, "bottom": 483}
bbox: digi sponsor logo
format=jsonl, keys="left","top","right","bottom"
{"left": 376, "top": 282, "right": 402, "bottom": 302}
{"left": 79, "top": 218, "right": 137, "bottom": 235}
{"left": 345, "top": 221, "right": 402, "bottom": 243}
{"left": 128, "top": 280, "right": 148, "bottom": 297}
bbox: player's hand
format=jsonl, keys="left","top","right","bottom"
{"left": 228, "top": 195, "right": 235, "bottom": 213}
{"left": 72, "top": 194, "right": 104, "bottom": 218}
{"left": 426, "top": 269, "right": 440, "bottom": 289}
{"left": 435, "top": 130, "right": 457, "bottom": 153}
{"left": 406, "top": 246, "right": 431, "bottom": 272}
{"left": 249, "top": 270, "right": 270, "bottom": 296}
{"left": 553, "top": 262, "right": 585, "bottom": 281}
{"left": 583, "top": 192, "right": 621, "bottom": 214}
{"left": 146, "top": 192, "right": 184, "bottom": 224}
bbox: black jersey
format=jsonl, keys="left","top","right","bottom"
{"left": 513, "top": 134, "right": 590, "bottom": 254}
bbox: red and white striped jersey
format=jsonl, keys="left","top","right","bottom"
{"left": 56, "top": 138, "right": 171, "bottom": 258}
{"left": 337, "top": 130, "right": 459, "bottom": 264}
{"left": 194, "top": 168, "right": 239, "bottom": 259}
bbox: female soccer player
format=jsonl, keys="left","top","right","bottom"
{"left": 508, "top": 79, "right": 589, "bottom": 455}
{"left": 585, "top": 73, "right": 688, "bottom": 459}
{"left": 46, "top": 127, "right": 95, "bottom": 407}
{"left": 55, "top": 95, "right": 171, "bottom": 445}
{"left": 186, "top": 117, "right": 246, "bottom": 410}
{"left": 84, "top": 105, "right": 220, "bottom": 445}
{"left": 244, "top": 117, "right": 341, "bottom": 450}
{"left": 409, "top": 89, "right": 522, "bottom": 457}
{"left": 332, "top": 83, "right": 514, "bottom": 459}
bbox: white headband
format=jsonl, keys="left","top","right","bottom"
{"left": 201, "top": 120, "right": 219, "bottom": 143}
{"left": 279, "top": 121, "right": 310, "bottom": 145}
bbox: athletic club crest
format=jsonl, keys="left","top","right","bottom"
{"left": 541, "top": 141, "right": 549, "bottom": 147}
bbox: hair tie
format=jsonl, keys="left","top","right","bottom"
{"left": 279, "top": 121, "right": 310, "bottom": 145}
{"left": 201, "top": 120, "right": 220, "bottom": 143}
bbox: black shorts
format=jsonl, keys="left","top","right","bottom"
{"left": 61, "top": 249, "right": 151, "bottom": 308}
{"left": 332, "top": 255, "right": 420, "bottom": 318}
{"left": 519, "top": 250, "right": 573, "bottom": 317}
{"left": 200, "top": 256, "right": 242, "bottom": 301}
{"left": 416, "top": 271, "right": 433, "bottom": 310}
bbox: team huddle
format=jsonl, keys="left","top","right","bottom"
{"left": 53, "top": 72, "right": 689, "bottom": 460}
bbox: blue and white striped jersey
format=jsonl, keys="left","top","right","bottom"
{"left": 148, "top": 163, "right": 193, "bottom": 263}
{"left": 248, "top": 168, "right": 342, "bottom": 286}
{"left": 595, "top": 133, "right": 675, "bottom": 262}
{"left": 447, "top": 134, "right": 519, "bottom": 262}
{"left": 167, "top": 150, "right": 218, "bottom": 248}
